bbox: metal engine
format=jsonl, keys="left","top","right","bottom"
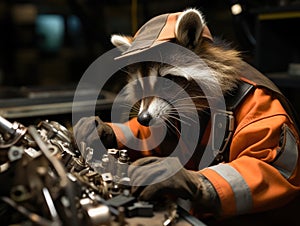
{"left": 0, "top": 116, "right": 204, "bottom": 226}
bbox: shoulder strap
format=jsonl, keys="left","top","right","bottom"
{"left": 226, "top": 80, "right": 254, "bottom": 111}
{"left": 210, "top": 81, "right": 254, "bottom": 164}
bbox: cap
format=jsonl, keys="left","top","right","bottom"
{"left": 115, "top": 11, "right": 213, "bottom": 59}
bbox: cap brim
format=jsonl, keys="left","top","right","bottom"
{"left": 114, "top": 40, "right": 169, "bottom": 60}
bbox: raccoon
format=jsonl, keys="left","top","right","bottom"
{"left": 74, "top": 8, "right": 300, "bottom": 218}
{"left": 109, "top": 8, "right": 244, "bottom": 161}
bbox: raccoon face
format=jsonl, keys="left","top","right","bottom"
{"left": 123, "top": 62, "right": 208, "bottom": 128}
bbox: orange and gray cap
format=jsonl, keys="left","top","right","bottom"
{"left": 116, "top": 12, "right": 213, "bottom": 59}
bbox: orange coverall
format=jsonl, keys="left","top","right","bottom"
{"left": 108, "top": 78, "right": 300, "bottom": 217}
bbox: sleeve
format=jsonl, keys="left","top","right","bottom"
{"left": 107, "top": 117, "right": 154, "bottom": 157}
{"left": 200, "top": 88, "right": 300, "bottom": 217}
{"left": 107, "top": 118, "right": 147, "bottom": 147}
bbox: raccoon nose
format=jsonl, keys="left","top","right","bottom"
{"left": 137, "top": 111, "right": 152, "bottom": 127}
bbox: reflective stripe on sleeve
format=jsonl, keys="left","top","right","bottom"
{"left": 209, "top": 164, "right": 252, "bottom": 215}
{"left": 272, "top": 125, "right": 299, "bottom": 179}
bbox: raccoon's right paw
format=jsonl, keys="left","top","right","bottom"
{"left": 73, "top": 116, "right": 117, "bottom": 149}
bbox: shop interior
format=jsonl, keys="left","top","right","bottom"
{"left": 0, "top": 0, "right": 300, "bottom": 225}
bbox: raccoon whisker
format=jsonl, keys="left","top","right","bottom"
{"left": 158, "top": 52, "right": 164, "bottom": 66}
{"left": 172, "top": 102, "right": 212, "bottom": 109}
{"left": 168, "top": 106, "right": 211, "bottom": 116}
{"left": 170, "top": 104, "right": 203, "bottom": 108}
{"left": 129, "top": 106, "right": 140, "bottom": 114}
{"left": 175, "top": 95, "right": 216, "bottom": 101}
{"left": 168, "top": 83, "right": 191, "bottom": 102}
{"left": 119, "top": 103, "right": 141, "bottom": 113}
{"left": 168, "top": 110, "right": 200, "bottom": 124}
{"left": 169, "top": 106, "right": 207, "bottom": 111}
{"left": 121, "top": 104, "right": 140, "bottom": 117}
{"left": 187, "top": 106, "right": 209, "bottom": 111}
{"left": 167, "top": 112, "right": 196, "bottom": 126}
{"left": 129, "top": 111, "right": 138, "bottom": 117}
{"left": 169, "top": 95, "right": 216, "bottom": 106}
{"left": 164, "top": 104, "right": 197, "bottom": 122}
{"left": 166, "top": 108, "right": 198, "bottom": 116}
{"left": 190, "top": 95, "right": 216, "bottom": 99}
{"left": 121, "top": 112, "right": 138, "bottom": 120}
{"left": 162, "top": 116, "right": 182, "bottom": 136}
{"left": 131, "top": 107, "right": 141, "bottom": 113}
{"left": 120, "top": 68, "right": 130, "bottom": 75}
{"left": 167, "top": 113, "right": 193, "bottom": 126}
{"left": 166, "top": 109, "right": 200, "bottom": 118}
{"left": 168, "top": 105, "right": 210, "bottom": 113}
{"left": 173, "top": 95, "right": 207, "bottom": 100}
{"left": 120, "top": 110, "right": 139, "bottom": 119}
{"left": 162, "top": 103, "right": 198, "bottom": 123}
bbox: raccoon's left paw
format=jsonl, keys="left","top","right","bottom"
{"left": 73, "top": 116, "right": 117, "bottom": 149}
{"left": 128, "top": 156, "right": 221, "bottom": 214}
{"left": 128, "top": 156, "right": 204, "bottom": 201}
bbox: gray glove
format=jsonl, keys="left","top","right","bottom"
{"left": 73, "top": 116, "right": 117, "bottom": 149}
{"left": 128, "top": 156, "right": 221, "bottom": 215}
{"left": 128, "top": 156, "right": 204, "bottom": 201}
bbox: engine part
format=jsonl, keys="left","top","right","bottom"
{"left": 127, "top": 201, "right": 154, "bottom": 218}
{"left": 0, "top": 116, "right": 27, "bottom": 149}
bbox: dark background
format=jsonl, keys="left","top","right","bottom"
{"left": 0, "top": 1, "right": 300, "bottom": 224}
{"left": 0, "top": 0, "right": 300, "bottom": 121}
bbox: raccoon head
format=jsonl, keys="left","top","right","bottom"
{"left": 111, "top": 9, "right": 241, "bottom": 127}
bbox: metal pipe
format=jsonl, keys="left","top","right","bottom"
{"left": 0, "top": 116, "right": 15, "bottom": 136}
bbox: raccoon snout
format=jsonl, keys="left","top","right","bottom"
{"left": 137, "top": 110, "right": 153, "bottom": 127}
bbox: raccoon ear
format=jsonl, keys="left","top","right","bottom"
{"left": 111, "top": 34, "right": 132, "bottom": 52}
{"left": 175, "top": 9, "right": 205, "bottom": 48}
